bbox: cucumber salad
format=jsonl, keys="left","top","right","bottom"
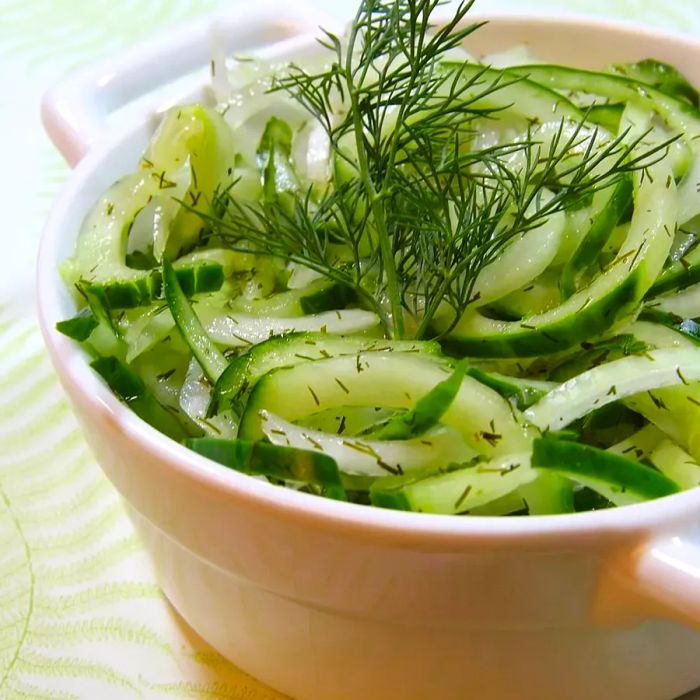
{"left": 57, "top": 0, "right": 700, "bottom": 515}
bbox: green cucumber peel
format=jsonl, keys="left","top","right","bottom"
{"left": 162, "top": 257, "right": 228, "bottom": 384}
{"left": 257, "top": 117, "right": 301, "bottom": 207}
{"left": 55, "top": 312, "right": 99, "bottom": 342}
{"left": 532, "top": 437, "right": 680, "bottom": 500}
{"left": 560, "top": 177, "right": 634, "bottom": 299}
{"left": 519, "top": 472, "right": 575, "bottom": 515}
{"left": 186, "top": 437, "right": 347, "bottom": 501}
{"left": 213, "top": 332, "right": 441, "bottom": 414}
{"left": 91, "top": 356, "right": 197, "bottom": 442}
{"left": 638, "top": 308, "right": 700, "bottom": 345}
{"left": 84, "top": 262, "right": 224, "bottom": 310}
{"left": 647, "top": 243, "right": 700, "bottom": 296}
{"left": 611, "top": 59, "right": 699, "bottom": 108}
{"left": 585, "top": 103, "right": 625, "bottom": 132}
{"left": 375, "top": 361, "right": 469, "bottom": 440}
{"left": 526, "top": 347, "right": 700, "bottom": 433}
{"left": 464, "top": 367, "right": 552, "bottom": 410}
{"left": 369, "top": 452, "right": 534, "bottom": 514}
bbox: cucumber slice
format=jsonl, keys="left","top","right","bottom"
{"left": 508, "top": 64, "right": 700, "bottom": 141}
{"left": 625, "top": 320, "right": 698, "bottom": 350}
{"left": 239, "top": 353, "right": 534, "bottom": 455}
{"left": 518, "top": 473, "right": 574, "bottom": 515}
{"left": 55, "top": 312, "right": 98, "bottom": 342}
{"left": 185, "top": 437, "right": 346, "bottom": 501}
{"left": 547, "top": 334, "right": 649, "bottom": 382}
{"left": 121, "top": 303, "right": 178, "bottom": 363}
{"left": 121, "top": 306, "right": 383, "bottom": 364}
{"left": 560, "top": 177, "right": 633, "bottom": 298}
{"left": 465, "top": 368, "right": 554, "bottom": 410}
{"left": 63, "top": 105, "right": 237, "bottom": 308}
{"left": 443, "top": 62, "right": 583, "bottom": 123}
{"left": 531, "top": 437, "right": 680, "bottom": 501}
{"left": 469, "top": 489, "right": 528, "bottom": 516}
{"left": 227, "top": 278, "right": 356, "bottom": 317}
{"left": 87, "top": 262, "right": 225, "bottom": 309}
{"left": 440, "top": 160, "right": 676, "bottom": 357}
{"left": 198, "top": 307, "right": 380, "bottom": 346}
{"left": 624, "top": 383, "right": 700, "bottom": 461}
{"left": 214, "top": 332, "right": 440, "bottom": 412}
{"left": 525, "top": 347, "right": 700, "bottom": 432}
{"left": 647, "top": 241, "right": 700, "bottom": 296}
{"left": 261, "top": 411, "right": 474, "bottom": 479}
{"left": 296, "top": 406, "right": 398, "bottom": 437}
{"left": 162, "top": 258, "right": 228, "bottom": 384}
{"left": 586, "top": 103, "right": 624, "bottom": 132}
{"left": 637, "top": 309, "right": 700, "bottom": 346}
{"left": 610, "top": 59, "right": 699, "bottom": 108}
{"left": 179, "top": 359, "right": 237, "bottom": 438}
{"left": 487, "top": 271, "right": 562, "bottom": 320}
{"left": 468, "top": 195, "right": 565, "bottom": 308}
{"left": 646, "top": 282, "right": 700, "bottom": 319}
{"left": 369, "top": 452, "right": 534, "bottom": 514}
{"left": 607, "top": 424, "right": 665, "bottom": 461}
{"left": 91, "top": 356, "right": 197, "bottom": 442}
{"left": 61, "top": 172, "right": 157, "bottom": 300}
{"left": 376, "top": 362, "right": 468, "bottom": 440}
{"left": 649, "top": 439, "right": 700, "bottom": 489}
{"left": 506, "top": 64, "right": 699, "bottom": 220}
{"left": 144, "top": 104, "right": 239, "bottom": 259}
{"left": 130, "top": 346, "right": 188, "bottom": 414}
{"left": 80, "top": 284, "right": 126, "bottom": 358}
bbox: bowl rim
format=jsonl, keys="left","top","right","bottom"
{"left": 37, "top": 11, "right": 700, "bottom": 545}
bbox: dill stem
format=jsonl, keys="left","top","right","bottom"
{"left": 345, "top": 20, "right": 405, "bottom": 339}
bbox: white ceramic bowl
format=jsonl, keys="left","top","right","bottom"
{"left": 37, "top": 5, "right": 700, "bottom": 699}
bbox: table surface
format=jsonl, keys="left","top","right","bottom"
{"left": 1, "top": 1, "right": 700, "bottom": 698}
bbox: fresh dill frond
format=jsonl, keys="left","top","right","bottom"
{"left": 196, "top": 0, "right": 679, "bottom": 340}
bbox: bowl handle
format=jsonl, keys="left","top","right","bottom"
{"left": 633, "top": 537, "right": 700, "bottom": 626}
{"left": 596, "top": 535, "right": 700, "bottom": 629}
{"left": 40, "top": 0, "right": 335, "bottom": 167}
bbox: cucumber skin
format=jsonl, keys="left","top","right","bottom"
{"left": 370, "top": 487, "right": 413, "bottom": 511}
{"left": 300, "top": 283, "right": 356, "bottom": 315}
{"left": 638, "top": 309, "right": 700, "bottom": 345}
{"left": 560, "top": 177, "right": 634, "bottom": 299}
{"left": 440, "top": 270, "right": 641, "bottom": 358}
{"left": 647, "top": 259, "right": 700, "bottom": 296}
{"left": 86, "top": 262, "right": 224, "bottom": 309}
{"left": 162, "top": 258, "right": 228, "bottom": 384}
{"left": 214, "top": 332, "right": 442, "bottom": 411}
{"left": 376, "top": 361, "right": 468, "bottom": 440}
{"left": 186, "top": 437, "right": 347, "bottom": 500}
{"left": 586, "top": 103, "right": 624, "bottom": 132}
{"left": 614, "top": 59, "right": 699, "bottom": 108}
{"left": 91, "top": 356, "right": 196, "bottom": 442}
{"left": 532, "top": 437, "right": 680, "bottom": 499}
{"left": 55, "top": 314, "right": 99, "bottom": 341}
{"left": 186, "top": 436, "right": 253, "bottom": 468}
{"left": 465, "top": 368, "right": 549, "bottom": 409}
{"left": 507, "top": 64, "right": 700, "bottom": 134}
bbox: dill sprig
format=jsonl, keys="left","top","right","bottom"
{"left": 196, "top": 0, "right": 677, "bottom": 339}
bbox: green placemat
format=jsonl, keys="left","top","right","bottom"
{"left": 1, "top": 1, "right": 699, "bottom": 698}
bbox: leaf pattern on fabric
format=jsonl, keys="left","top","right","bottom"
{"left": 0, "top": 315, "right": 289, "bottom": 698}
